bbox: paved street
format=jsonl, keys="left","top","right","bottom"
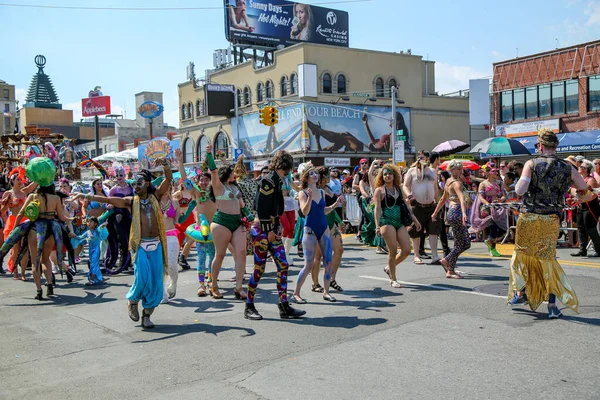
{"left": 1, "top": 237, "right": 599, "bottom": 400}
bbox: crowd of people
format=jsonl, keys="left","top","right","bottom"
{"left": 1, "top": 129, "right": 599, "bottom": 327}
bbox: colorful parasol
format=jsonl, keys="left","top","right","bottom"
{"left": 439, "top": 160, "right": 481, "bottom": 171}
{"left": 470, "top": 137, "right": 530, "bottom": 156}
{"left": 432, "top": 140, "right": 470, "bottom": 156}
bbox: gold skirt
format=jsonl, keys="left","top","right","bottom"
{"left": 508, "top": 212, "right": 579, "bottom": 313}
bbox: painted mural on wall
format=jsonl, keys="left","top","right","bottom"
{"left": 137, "top": 138, "right": 181, "bottom": 170}
{"left": 237, "top": 103, "right": 411, "bottom": 157}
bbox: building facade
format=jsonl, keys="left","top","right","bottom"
{"left": 493, "top": 40, "right": 600, "bottom": 158}
{"left": 0, "top": 79, "right": 16, "bottom": 136}
{"left": 178, "top": 43, "right": 469, "bottom": 168}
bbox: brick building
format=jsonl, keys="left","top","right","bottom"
{"left": 493, "top": 40, "right": 600, "bottom": 158}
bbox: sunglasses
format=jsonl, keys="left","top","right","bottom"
{"left": 383, "top": 172, "right": 393, "bottom": 176}
{"left": 360, "top": 162, "right": 367, "bottom": 165}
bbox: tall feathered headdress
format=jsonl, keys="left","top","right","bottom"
{"left": 78, "top": 154, "right": 109, "bottom": 180}
{"left": 8, "top": 166, "right": 26, "bottom": 182}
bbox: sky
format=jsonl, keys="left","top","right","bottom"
{"left": 1, "top": 0, "right": 599, "bottom": 131}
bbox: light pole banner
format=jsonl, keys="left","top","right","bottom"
{"left": 236, "top": 103, "right": 411, "bottom": 157}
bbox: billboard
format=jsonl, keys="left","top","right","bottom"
{"left": 236, "top": 103, "right": 410, "bottom": 158}
{"left": 81, "top": 96, "right": 111, "bottom": 117}
{"left": 205, "top": 84, "right": 235, "bottom": 116}
{"left": 224, "top": 0, "right": 349, "bottom": 48}
{"left": 496, "top": 119, "right": 559, "bottom": 138}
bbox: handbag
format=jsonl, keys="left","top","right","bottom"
{"left": 23, "top": 195, "right": 40, "bottom": 221}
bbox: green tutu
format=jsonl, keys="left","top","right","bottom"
{"left": 359, "top": 198, "right": 377, "bottom": 246}
{"left": 326, "top": 209, "right": 343, "bottom": 230}
{"left": 292, "top": 215, "right": 305, "bottom": 246}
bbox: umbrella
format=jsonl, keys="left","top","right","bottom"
{"left": 470, "top": 137, "right": 530, "bottom": 156}
{"left": 439, "top": 160, "right": 481, "bottom": 171}
{"left": 432, "top": 140, "right": 469, "bottom": 156}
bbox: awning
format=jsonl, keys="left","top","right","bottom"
{"left": 516, "top": 130, "right": 600, "bottom": 154}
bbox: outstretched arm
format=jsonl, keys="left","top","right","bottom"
{"left": 362, "top": 114, "right": 377, "bottom": 145}
{"left": 77, "top": 193, "right": 132, "bottom": 209}
{"left": 156, "top": 163, "right": 173, "bottom": 199}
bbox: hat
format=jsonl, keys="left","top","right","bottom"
{"left": 26, "top": 157, "right": 56, "bottom": 187}
{"left": 447, "top": 159, "right": 463, "bottom": 171}
{"left": 565, "top": 155, "right": 577, "bottom": 167}
{"left": 342, "top": 169, "right": 350, "bottom": 174}
{"left": 359, "top": 158, "right": 368, "bottom": 164}
{"left": 574, "top": 155, "right": 585, "bottom": 162}
{"left": 537, "top": 128, "right": 559, "bottom": 147}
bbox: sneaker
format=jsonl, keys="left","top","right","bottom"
{"left": 570, "top": 251, "right": 587, "bottom": 257}
{"left": 587, "top": 253, "right": 600, "bottom": 258}
{"left": 508, "top": 292, "right": 528, "bottom": 306}
{"left": 548, "top": 305, "right": 563, "bottom": 319}
{"left": 490, "top": 248, "right": 502, "bottom": 257}
{"left": 484, "top": 239, "right": 492, "bottom": 252}
{"left": 178, "top": 253, "right": 191, "bottom": 270}
{"left": 419, "top": 252, "right": 432, "bottom": 260}
{"left": 244, "top": 303, "right": 263, "bottom": 320}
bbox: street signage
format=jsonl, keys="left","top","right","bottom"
{"left": 351, "top": 92, "right": 370, "bottom": 98}
{"left": 394, "top": 141, "right": 405, "bottom": 162}
{"left": 234, "top": 148, "right": 243, "bottom": 161}
{"left": 396, "top": 129, "right": 407, "bottom": 141}
{"left": 324, "top": 157, "right": 351, "bottom": 167}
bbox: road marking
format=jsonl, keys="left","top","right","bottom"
{"left": 359, "top": 275, "right": 506, "bottom": 299}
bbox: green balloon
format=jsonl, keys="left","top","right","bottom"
{"left": 26, "top": 157, "right": 56, "bottom": 187}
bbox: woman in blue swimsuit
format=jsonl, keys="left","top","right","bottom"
{"left": 292, "top": 167, "right": 343, "bottom": 303}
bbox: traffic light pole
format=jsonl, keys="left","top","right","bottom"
{"left": 391, "top": 86, "right": 397, "bottom": 164}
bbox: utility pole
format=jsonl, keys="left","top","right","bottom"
{"left": 94, "top": 115, "right": 100, "bottom": 157}
{"left": 391, "top": 86, "right": 397, "bottom": 164}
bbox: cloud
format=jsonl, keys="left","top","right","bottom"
{"left": 15, "top": 88, "right": 26, "bottom": 106}
{"left": 163, "top": 108, "right": 179, "bottom": 129}
{"left": 434, "top": 62, "right": 490, "bottom": 95}
{"left": 585, "top": 0, "right": 600, "bottom": 25}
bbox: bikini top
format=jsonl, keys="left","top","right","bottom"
{"left": 161, "top": 199, "right": 177, "bottom": 219}
{"left": 178, "top": 197, "right": 192, "bottom": 207}
{"left": 88, "top": 201, "right": 102, "bottom": 210}
{"left": 447, "top": 179, "right": 467, "bottom": 202}
{"left": 215, "top": 184, "right": 241, "bottom": 201}
{"left": 381, "top": 186, "right": 400, "bottom": 209}
{"left": 5, "top": 192, "right": 25, "bottom": 208}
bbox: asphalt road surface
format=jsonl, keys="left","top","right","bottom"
{"left": 1, "top": 238, "right": 599, "bottom": 400}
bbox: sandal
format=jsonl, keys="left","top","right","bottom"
{"left": 323, "top": 293, "right": 337, "bottom": 302}
{"left": 291, "top": 294, "right": 307, "bottom": 304}
{"left": 384, "top": 266, "right": 392, "bottom": 280}
{"left": 330, "top": 280, "right": 343, "bottom": 292}
{"left": 311, "top": 283, "right": 324, "bottom": 293}
{"left": 390, "top": 280, "right": 402, "bottom": 289}
{"left": 234, "top": 288, "right": 247, "bottom": 300}
{"left": 197, "top": 284, "right": 207, "bottom": 297}
{"left": 446, "top": 271, "right": 464, "bottom": 279}
{"left": 210, "top": 287, "right": 224, "bottom": 299}
{"left": 414, "top": 257, "right": 424, "bottom": 265}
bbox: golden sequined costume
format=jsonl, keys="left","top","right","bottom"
{"left": 508, "top": 212, "right": 579, "bottom": 313}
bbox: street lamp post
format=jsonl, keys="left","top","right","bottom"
{"left": 391, "top": 86, "right": 397, "bottom": 164}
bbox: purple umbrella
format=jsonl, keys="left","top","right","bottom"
{"left": 432, "top": 140, "right": 470, "bottom": 156}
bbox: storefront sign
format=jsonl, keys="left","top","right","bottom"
{"left": 223, "top": 0, "right": 349, "bottom": 48}
{"left": 394, "top": 141, "right": 405, "bottom": 163}
{"left": 450, "top": 154, "right": 474, "bottom": 160}
{"left": 517, "top": 130, "right": 600, "bottom": 154}
{"left": 324, "top": 157, "right": 350, "bottom": 167}
{"left": 81, "top": 96, "right": 111, "bottom": 117}
{"left": 235, "top": 103, "right": 411, "bottom": 158}
{"left": 137, "top": 101, "right": 164, "bottom": 119}
{"left": 250, "top": 160, "right": 270, "bottom": 171}
{"left": 496, "top": 119, "right": 559, "bottom": 138}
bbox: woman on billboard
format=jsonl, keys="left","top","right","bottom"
{"left": 228, "top": 0, "right": 254, "bottom": 33}
{"left": 290, "top": 3, "right": 313, "bottom": 41}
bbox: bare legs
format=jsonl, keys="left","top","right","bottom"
{"left": 210, "top": 223, "right": 247, "bottom": 298}
{"left": 381, "top": 225, "right": 411, "bottom": 285}
{"left": 294, "top": 228, "right": 334, "bottom": 301}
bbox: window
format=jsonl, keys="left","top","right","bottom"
{"left": 110, "top": 144, "right": 116, "bottom": 152}
{"left": 214, "top": 132, "right": 230, "bottom": 158}
{"left": 187, "top": 102, "right": 193, "bottom": 119}
{"left": 181, "top": 104, "right": 186, "bottom": 120}
{"left": 589, "top": 75, "right": 600, "bottom": 111}
{"left": 322, "top": 73, "right": 332, "bottom": 94}
{"left": 290, "top": 73, "right": 297, "bottom": 94}
{"left": 337, "top": 74, "right": 347, "bottom": 94}
{"left": 3, "top": 89, "right": 8, "bottom": 99}
{"left": 183, "top": 138, "right": 194, "bottom": 163}
{"left": 513, "top": 89, "right": 525, "bottom": 120}
{"left": 244, "top": 87, "right": 250, "bottom": 105}
{"left": 539, "top": 84, "right": 551, "bottom": 117}
{"left": 236, "top": 89, "right": 242, "bottom": 107}
{"left": 525, "top": 87, "right": 538, "bottom": 119}
{"left": 375, "top": 77, "right": 384, "bottom": 97}
{"left": 280, "top": 76, "right": 288, "bottom": 97}
{"left": 565, "top": 79, "right": 578, "bottom": 114}
{"left": 265, "top": 80, "right": 273, "bottom": 99}
{"left": 388, "top": 78, "right": 397, "bottom": 97}
{"left": 4, "top": 104, "right": 9, "bottom": 113}
{"left": 4, "top": 117, "right": 10, "bottom": 129}
{"left": 197, "top": 135, "right": 209, "bottom": 162}
{"left": 257, "top": 83, "right": 264, "bottom": 102}
{"left": 551, "top": 82, "right": 565, "bottom": 115}
{"left": 501, "top": 91, "right": 513, "bottom": 122}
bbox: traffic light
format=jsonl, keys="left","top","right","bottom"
{"left": 267, "top": 107, "right": 278, "bottom": 126}
{"left": 259, "top": 107, "right": 269, "bottom": 126}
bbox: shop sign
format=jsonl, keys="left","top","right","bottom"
{"left": 250, "top": 160, "right": 270, "bottom": 171}
{"left": 81, "top": 96, "right": 111, "bottom": 117}
{"left": 496, "top": 119, "right": 559, "bottom": 138}
{"left": 394, "top": 141, "right": 405, "bottom": 162}
{"left": 324, "top": 157, "right": 350, "bottom": 167}
{"left": 450, "top": 154, "right": 474, "bottom": 160}
{"left": 138, "top": 101, "right": 164, "bottom": 119}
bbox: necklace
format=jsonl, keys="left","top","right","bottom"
{"left": 384, "top": 186, "right": 398, "bottom": 209}
{"left": 416, "top": 164, "right": 425, "bottom": 182}
{"left": 140, "top": 197, "right": 153, "bottom": 231}
{"left": 160, "top": 198, "right": 171, "bottom": 214}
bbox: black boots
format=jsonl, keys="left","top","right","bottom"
{"left": 244, "top": 303, "right": 263, "bottom": 320}
{"left": 178, "top": 253, "right": 191, "bottom": 270}
{"left": 35, "top": 289, "right": 43, "bottom": 300}
{"left": 46, "top": 283, "right": 54, "bottom": 296}
{"left": 278, "top": 302, "right": 306, "bottom": 319}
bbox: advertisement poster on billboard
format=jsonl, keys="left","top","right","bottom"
{"left": 495, "top": 119, "right": 559, "bottom": 138}
{"left": 224, "top": 0, "right": 349, "bottom": 48}
{"left": 236, "top": 103, "right": 410, "bottom": 157}
{"left": 137, "top": 138, "right": 181, "bottom": 170}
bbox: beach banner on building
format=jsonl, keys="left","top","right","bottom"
{"left": 236, "top": 103, "right": 411, "bottom": 157}
{"left": 137, "top": 138, "right": 181, "bottom": 170}
{"left": 224, "top": 0, "right": 349, "bottom": 48}
{"left": 495, "top": 119, "right": 559, "bottom": 138}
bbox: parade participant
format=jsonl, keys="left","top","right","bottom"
{"left": 292, "top": 162, "right": 312, "bottom": 260}
{"left": 206, "top": 143, "right": 249, "bottom": 300}
{"left": 471, "top": 168, "right": 508, "bottom": 257}
{"left": 508, "top": 129, "right": 589, "bottom": 318}
{"left": 353, "top": 158, "right": 369, "bottom": 243}
{"left": 80, "top": 217, "right": 108, "bottom": 286}
{"left": 0, "top": 167, "right": 36, "bottom": 279}
{"left": 59, "top": 178, "right": 85, "bottom": 263}
{"left": 234, "top": 155, "right": 258, "bottom": 256}
{"left": 311, "top": 167, "right": 345, "bottom": 292}
{"left": 77, "top": 163, "right": 173, "bottom": 329}
{"left": 105, "top": 163, "right": 133, "bottom": 273}
{"left": 432, "top": 160, "right": 470, "bottom": 279}
{"left": 570, "top": 160, "right": 600, "bottom": 257}
{"left": 593, "top": 159, "right": 600, "bottom": 184}
{"left": 374, "top": 165, "right": 419, "bottom": 288}
{"left": 175, "top": 180, "right": 194, "bottom": 270}
{"left": 403, "top": 153, "right": 441, "bottom": 264}
{"left": 430, "top": 152, "right": 450, "bottom": 258}
{"left": 245, "top": 150, "right": 305, "bottom": 320}
{"left": 292, "top": 167, "right": 344, "bottom": 303}
{"left": 281, "top": 169, "right": 299, "bottom": 266}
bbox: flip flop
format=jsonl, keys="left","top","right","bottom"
{"left": 291, "top": 295, "right": 307, "bottom": 304}
{"left": 390, "top": 280, "right": 402, "bottom": 289}
{"left": 414, "top": 257, "right": 424, "bottom": 265}
{"left": 384, "top": 267, "right": 392, "bottom": 280}
{"left": 446, "top": 272, "right": 463, "bottom": 279}
{"left": 430, "top": 259, "right": 442, "bottom": 266}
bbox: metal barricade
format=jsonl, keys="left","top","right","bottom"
{"left": 344, "top": 194, "right": 362, "bottom": 227}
